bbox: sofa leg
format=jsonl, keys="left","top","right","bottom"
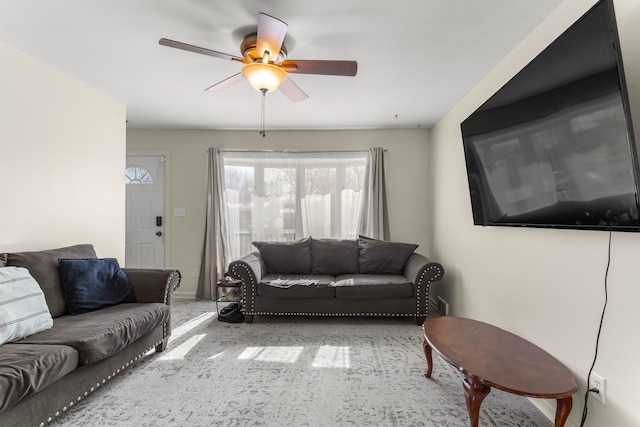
{"left": 244, "top": 314, "right": 254, "bottom": 323}
{"left": 155, "top": 340, "right": 168, "bottom": 353}
{"left": 415, "top": 316, "right": 426, "bottom": 326}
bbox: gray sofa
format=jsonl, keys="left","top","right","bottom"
{"left": 228, "top": 237, "right": 444, "bottom": 324}
{"left": 0, "top": 244, "right": 181, "bottom": 427}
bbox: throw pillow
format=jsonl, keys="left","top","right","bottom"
{"left": 57, "top": 258, "right": 135, "bottom": 315}
{"left": 0, "top": 267, "right": 54, "bottom": 345}
{"left": 311, "top": 238, "right": 359, "bottom": 275}
{"left": 252, "top": 238, "right": 312, "bottom": 274}
{"left": 358, "top": 236, "right": 418, "bottom": 274}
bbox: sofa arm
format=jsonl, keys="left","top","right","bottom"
{"left": 123, "top": 268, "right": 181, "bottom": 305}
{"left": 404, "top": 253, "right": 444, "bottom": 320}
{"left": 228, "top": 252, "right": 265, "bottom": 281}
{"left": 404, "top": 253, "right": 444, "bottom": 285}
{"left": 228, "top": 252, "right": 265, "bottom": 321}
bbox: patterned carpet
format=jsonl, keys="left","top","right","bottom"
{"left": 52, "top": 301, "right": 552, "bottom": 427}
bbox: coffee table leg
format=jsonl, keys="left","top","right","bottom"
{"left": 463, "top": 376, "right": 491, "bottom": 427}
{"left": 423, "top": 338, "right": 433, "bottom": 378}
{"left": 555, "top": 397, "right": 572, "bottom": 427}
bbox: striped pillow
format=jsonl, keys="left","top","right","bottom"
{"left": 0, "top": 267, "right": 53, "bottom": 345}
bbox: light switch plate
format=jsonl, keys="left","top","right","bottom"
{"left": 174, "top": 208, "right": 186, "bottom": 217}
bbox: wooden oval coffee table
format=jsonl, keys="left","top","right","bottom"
{"left": 422, "top": 317, "right": 577, "bottom": 427}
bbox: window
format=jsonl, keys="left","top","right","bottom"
{"left": 220, "top": 151, "right": 369, "bottom": 259}
{"left": 125, "top": 166, "right": 154, "bottom": 185}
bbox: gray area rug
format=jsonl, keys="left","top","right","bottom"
{"left": 52, "top": 301, "right": 552, "bottom": 426}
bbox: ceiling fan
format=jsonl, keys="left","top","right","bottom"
{"left": 159, "top": 12, "right": 358, "bottom": 103}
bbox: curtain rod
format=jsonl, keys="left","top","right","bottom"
{"left": 217, "top": 149, "right": 386, "bottom": 153}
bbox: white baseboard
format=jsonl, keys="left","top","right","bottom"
{"left": 172, "top": 291, "right": 197, "bottom": 300}
{"left": 529, "top": 398, "right": 578, "bottom": 427}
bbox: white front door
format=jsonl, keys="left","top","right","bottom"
{"left": 125, "top": 156, "right": 165, "bottom": 268}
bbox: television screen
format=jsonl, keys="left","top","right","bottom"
{"left": 460, "top": 0, "right": 640, "bottom": 231}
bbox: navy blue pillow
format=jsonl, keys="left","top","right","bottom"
{"left": 58, "top": 258, "right": 135, "bottom": 315}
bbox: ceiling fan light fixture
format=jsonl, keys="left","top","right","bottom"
{"left": 242, "top": 63, "right": 287, "bottom": 93}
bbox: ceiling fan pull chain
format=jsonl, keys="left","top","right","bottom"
{"left": 260, "top": 89, "right": 267, "bottom": 137}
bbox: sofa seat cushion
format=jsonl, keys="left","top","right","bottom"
{"left": 334, "top": 274, "right": 414, "bottom": 299}
{"left": 17, "top": 303, "right": 169, "bottom": 365}
{"left": 258, "top": 274, "right": 336, "bottom": 299}
{"left": 0, "top": 343, "right": 79, "bottom": 413}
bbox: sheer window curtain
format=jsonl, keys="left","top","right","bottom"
{"left": 197, "top": 147, "right": 389, "bottom": 299}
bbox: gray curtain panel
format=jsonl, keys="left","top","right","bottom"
{"left": 196, "top": 148, "right": 226, "bottom": 299}
{"left": 365, "top": 147, "right": 390, "bottom": 240}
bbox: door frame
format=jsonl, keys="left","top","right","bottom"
{"left": 126, "top": 149, "right": 172, "bottom": 268}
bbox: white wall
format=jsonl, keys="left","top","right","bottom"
{"left": 127, "top": 129, "right": 431, "bottom": 298}
{"left": 0, "top": 41, "right": 126, "bottom": 260}
{"left": 429, "top": 0, "right": 640, "bottom": 426}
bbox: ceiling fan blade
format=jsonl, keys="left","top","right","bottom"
{"left": 278, "top": 78, "right": 309, "bottom": 103}
{"left": 205, "top": 73, "right": 246, "bottom": 92}
{"left": 159, "top": 38, "right": 244, "bottom": 62}
{"left": 281, "top": 60, "right": 358, "bottom": 76}
{"left": 256, "top": 13, "right": 287, "bottom": 60}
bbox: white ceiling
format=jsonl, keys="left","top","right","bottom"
{"left": 0, "top": 0, "right": 564, "bottom": 131}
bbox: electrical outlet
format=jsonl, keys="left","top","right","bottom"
{"left": 192, "top": 268, "right": 199, "bottom": 278}
{"left": 589, "top": 372, "right": 606, "bottom": 404}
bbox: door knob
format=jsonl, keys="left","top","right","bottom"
{"left": 156, "top": 231, "right": 163, "bottom": 237}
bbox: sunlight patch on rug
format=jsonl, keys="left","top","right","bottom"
{"left": 238, "top": 346, "right": 304, "bottom": 363}
{"left": 168, "top": 311, "right": 215, "bottom": 343}
{"left": 207, "top": 351, "right": 225, "bottom": 360}
{"left": 159, "top": 334, "right": 206, "bottom": 361}
{"left": 312, "top": 345, "right": 351, "bottom": 368}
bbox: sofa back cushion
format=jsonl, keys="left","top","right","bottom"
{"left": 311, "top": 238, "right": 359, "bottom": 275}
{"left": 358, "top": 236, "right": 418, "bottom": 274}
{"left": 253, "top": 238, "right": 312, "bottom": 274}
{"left": 2, "top": 244, "right": 98, "bottom": 318}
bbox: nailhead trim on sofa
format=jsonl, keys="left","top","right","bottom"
{"left": 38, "top": 340, "right": 165, "bottom": 426}
{"left": 230, "top": 253, "right": 444, "bottom": 322}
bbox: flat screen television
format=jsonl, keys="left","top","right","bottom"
{"left": 460, "top": 0, "right": 640, "bottom": 231}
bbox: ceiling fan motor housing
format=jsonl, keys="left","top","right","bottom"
{"left": 241, "top": 34, "right": 287, "bottom": 63}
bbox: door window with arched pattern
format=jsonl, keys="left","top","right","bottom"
{"left": 125, "top": 166, "right": 154, "bottom": 185}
